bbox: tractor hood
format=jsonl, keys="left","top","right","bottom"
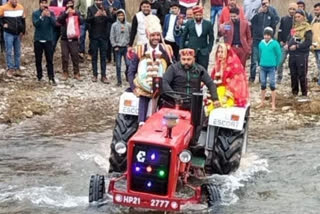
{"left": 130, "top": 108, "right": 194, "bottom": 149}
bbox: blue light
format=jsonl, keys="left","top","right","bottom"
{"left": 149, "top": 151, "right": 159, "bottom": 162}
{"left": 135, "top": 166, "right": 141, "bottom": 172}
{"left": 147, "top": 181, "right": 152, "bottom": 188}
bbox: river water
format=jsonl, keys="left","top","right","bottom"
{"left": 0, "top": 117, "right": 319, "bottom": 214}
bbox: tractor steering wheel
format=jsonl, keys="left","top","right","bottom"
{"left": 163, "top": 91, "right": 192, "bottom": 107}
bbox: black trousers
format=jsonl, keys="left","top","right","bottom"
{"left": 289, "top": 53, "right": 308, "bottom": 96}
{"left": 90, "top": 38, "right": 107, "bottom": 77}
{"left": 34, "top": 41, "right": 54, "bottom": 80}
{"left": 165, "top": 40, "right": 179, "bottom": 60}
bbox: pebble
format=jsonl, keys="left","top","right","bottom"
{"left": 282, "top": 106, "right": 292, "bottom": 111}
{"left": 24, "top": 111, "right": 33, "bottom": 118}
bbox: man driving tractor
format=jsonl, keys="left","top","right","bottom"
{"left": 162, "top": 48, "right": 220, "bottom": 109}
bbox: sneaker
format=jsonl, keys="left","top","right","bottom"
{"left": 92, "top": 76, "right": 98, "bottom": 82}
{"left": 116, "top": 82, "right": 122, "bottom": 87}
{"left": 49, "top": 79, "right": 57, "bottom": 86}
{"left": 60, "top": 72, "right": 69, "bottom": 81}
{"left": 74, "top": 73, "right": 82, "bottom": 81}
{"left": 297, "top": 95, "right": 310, "bottom": 103}
{"left": 14, "top": 69, "right": 23, "bottom": 77}
{"left": 6, "top": 69, "right": 14, "bottom": 78}
{"left": 101, "top": 77, "right": 110, "bottom": 84}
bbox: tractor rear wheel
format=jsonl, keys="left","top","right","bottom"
{"left": 201, "top": 183, "right": 221, "bottom": 207}
{"left": 89, "top": 174, "right": 105, "bottom": 202}
{"left": 109, "top": 114, "right": 138, "bottom": 173}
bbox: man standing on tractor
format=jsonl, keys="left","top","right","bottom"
{"left": 162, "top": 48, "right": 220, "bottom": 109}
{"left": 127, "top": 15, "right": 173, "bottom": 126}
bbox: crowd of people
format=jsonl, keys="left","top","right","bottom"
{"left": 0, "top": 0, "right": 319, "bottom": 115}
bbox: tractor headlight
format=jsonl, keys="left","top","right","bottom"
{"left": 179, "top": 150, "right": 192, "bottom": 163}
{"left": 115, "top": 142, "right": 126, "bottom": 155}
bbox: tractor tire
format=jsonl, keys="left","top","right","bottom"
{"left": 108, "top": 114, "right": 138, "bottom": 173}
{"left": 242, "top": 112, "right": 250, "bottom": 156}
{"left": 207, "top": 108, "right": 250, "bottom": 175}
{"left": 89, "top": 174, "right": 105, "bottom": 202}
{"left": 201, "top": 183, "right": 221, "bottom": 207}
{"left": 209, "top": 128, "right": 244, "bottom": 175}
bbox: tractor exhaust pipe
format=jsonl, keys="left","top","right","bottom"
{"left": 191, "top": 92, "right": 203, "bottom": 127}
{"left": 191, "top": 92, "right": 203, "bottom": 146}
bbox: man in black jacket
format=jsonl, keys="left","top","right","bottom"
{"left": 277, "top": 3, "right": 298, "bottom": 84}
{"left": 87, "top": 0, "right": 114, "bottom": 83}
{"left": 163, "top": 48, "right": 219, "bottom": 110}
{"left": 150, "top": 0, "right": 170, "bottom": 26}
{"left": 0, "top": 0, "right": 7, "bottom": 52}
{"left": 285, "top": 9, "right": 312, "bottom": 97}
{"left": 249, "top": 0, "right": 279, "bottom": 83}
{"left": 57, "top": 0, "right": 83, "bottom": 81}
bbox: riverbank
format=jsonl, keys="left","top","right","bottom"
{"left": 0, "top": 47, "right": 320, "bottom": 136}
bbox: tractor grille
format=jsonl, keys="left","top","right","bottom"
{"left": 131, "top": 143, "right": 171, "bottom": 195}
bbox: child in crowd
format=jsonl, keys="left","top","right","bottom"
{"left": 257, "top": 27, "right": 282, "bottom": 111}
{"left": 110, "top": 9, "right": 131, "bottom": 86}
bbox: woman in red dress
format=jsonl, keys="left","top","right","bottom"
{"left": 210, "top": 43, "right": 249, "bottom": 107}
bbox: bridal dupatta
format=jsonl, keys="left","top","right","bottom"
{"left": 211, "top": 43, "right": 249, "bottom": 107}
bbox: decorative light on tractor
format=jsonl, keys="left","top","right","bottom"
{"left": 146, "top": 165, "right": 153, "bottom": 173}
{"left": 146, "top": 181, "right": 152, "bottom": 188}
{"left": 150, "top": 153, "right": 156, "bottom": 161}
{"left": 158, "top": 169, "right": 166, "bottom": 178}
{"left": 135, "top": 166, "right": 141, "bottom": 172}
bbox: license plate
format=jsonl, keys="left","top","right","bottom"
{"left": 113, "top": 193, "right": 180, "bottom": 211}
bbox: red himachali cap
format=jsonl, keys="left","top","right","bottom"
{"left": 192, "top": 5, "right": 204, "bottom": 14}
{"left": 179, "top": 48, "right": 195, "bottom": 57}
{"left": 179, "top": 0, "right": 198, "bottom": 8}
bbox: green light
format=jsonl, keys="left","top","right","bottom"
{"left": 158, "top": 170, "right": 166, "bottom": 177}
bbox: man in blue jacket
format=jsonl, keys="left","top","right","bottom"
{"left": 32, "top": 0, "right": 57, "bottom": 85}
{"left": 163, "top": 1, "right": 181, "bottom": 59}
{"left": 103, "top": 0, "right": 122, "bottom": 9}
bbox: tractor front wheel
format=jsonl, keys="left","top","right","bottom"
{"left": 109, "top": 114, "right": 138, "bottom": 173}
{"left": 89, "top": 174, "right": 105, "bottom": 203}
{"left": 201, "top": 183, "right": 221, "bottom": 207}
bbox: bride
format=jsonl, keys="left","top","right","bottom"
{"left": 209, "top": 43, "right": 249, "bottom": 109}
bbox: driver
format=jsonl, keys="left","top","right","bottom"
{"left": 162, "top": 48, "right": 220, "bottom": 109}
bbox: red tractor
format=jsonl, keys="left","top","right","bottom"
{"left": 89, "top": 84, "right": 249, "bottom": 212}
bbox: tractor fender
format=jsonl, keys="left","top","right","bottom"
{"left": 118, "top": 92, "right": 154, "bottom": 117}
{"left": 208, "top": 105, "right": 250, "bottom": 131}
